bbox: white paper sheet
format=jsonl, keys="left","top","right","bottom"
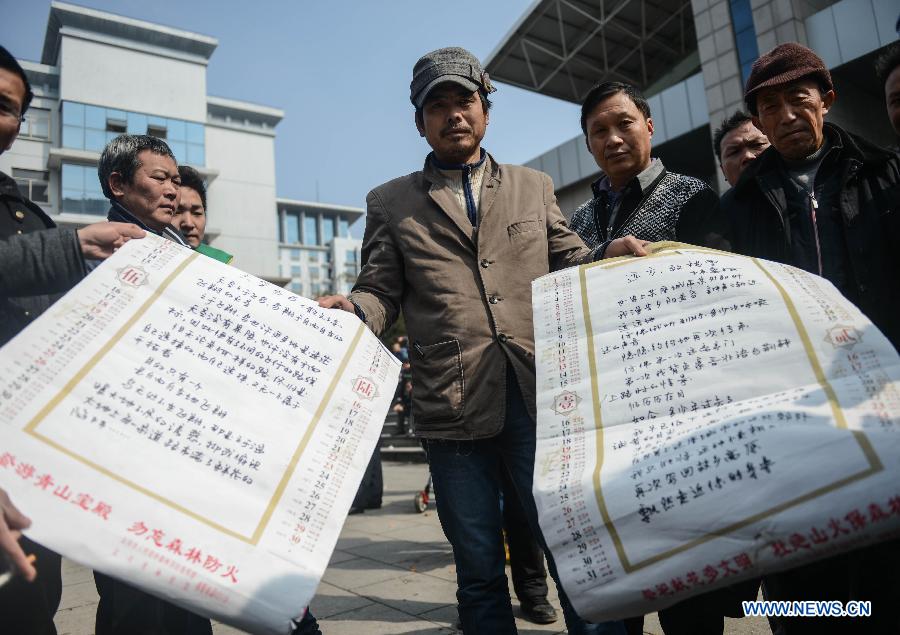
{"left": 532, "top": 242, "right": 900, "bottom": 621}
{"left": 0, "top": 234, "right": 399, "bottom": 634}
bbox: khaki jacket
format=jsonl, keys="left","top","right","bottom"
{"left": 349, "top": 153, "right": 592, "bottom": 439}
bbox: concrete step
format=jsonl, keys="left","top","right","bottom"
{"left": 379, "top": 432, "right": 421, "bottom": 447}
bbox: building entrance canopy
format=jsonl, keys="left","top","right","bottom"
{"left": 485, "top": 0, "right": 698, "bottom": 103}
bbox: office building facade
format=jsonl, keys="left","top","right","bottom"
{"left": 486, "top": 0, "right": 898, "bottom": 212}
{"left": 276, "top": 199, "right": 364, "bottom": 298}
{"left": 2, "top": 1, "right": 286, "bottom": 282}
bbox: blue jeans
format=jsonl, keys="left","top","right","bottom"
{"left": 426, "top": 371, "right": 625, "bottom": 635}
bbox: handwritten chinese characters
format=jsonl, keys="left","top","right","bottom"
{"left": 532, "top": 245, "right": 900, "bottom": 623}
{"left": 0, "top": 235, "right": 400, "bottom": 635}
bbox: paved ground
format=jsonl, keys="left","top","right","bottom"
{"left": 53, "top": 462, "right": 772, "bottom": 634}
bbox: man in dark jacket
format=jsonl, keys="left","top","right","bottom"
{"left": 91, "top": 134, "right": 216, "bottom": 635}
{"left": 721, "top": 42, "right": 900, "bottom": 634}
{"left": 723, "top": 43, "right": 900, "bottom": 353}
{"left": 0, "top": 44, "right": 143, "bottom": 635}
{"left": 570, "top": 81, "right": 731, "bottom": 259}
{"left": 98, "top": 134, "right": 190, "bottom": 249}
{"left": 875, "top": 41, "right": 900, "bottom": 140}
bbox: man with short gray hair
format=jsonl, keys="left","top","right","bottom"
{"left": 94, "top": 134, "right": 213, "bottom": 635}
{"left": 98, "top": 134, "right": 189, "bottom": 247}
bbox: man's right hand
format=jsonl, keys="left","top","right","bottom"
{"left": 317, "top": 294, "right": 356, "bottom": 313}
{"left": 0, "top": 488, "right": 36, "bottom": 582}
{"left": 77, "top": 222, "right": 146, "bottom": 260}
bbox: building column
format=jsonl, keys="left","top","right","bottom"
{"left": 751, "top": 0, "right": 810, "bottom": 55}
{"left": 693, "top": 0, "right": 747, "bottom": 192}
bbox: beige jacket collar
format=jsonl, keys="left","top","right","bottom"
{"left": 422, "top": 151, "right": 502, "bottom": 249}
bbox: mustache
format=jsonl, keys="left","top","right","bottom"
{"left": 442, "top": 125, "right": 472, "bottom": 136}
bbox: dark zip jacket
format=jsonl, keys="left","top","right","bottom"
{"left": 0, "top": 171, "right": 85, "bottom": 346}
{"left": 722, "top": 123, "right": 900, "bottom": 350}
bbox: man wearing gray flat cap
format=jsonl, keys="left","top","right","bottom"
{"left": 319, "top": 47, "right": 624, "bottom": 634}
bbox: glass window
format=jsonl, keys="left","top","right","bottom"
{"left": 106, "top": 109, "right": 126, "bottom": 132}
{"left": 85, "top": 128, "right": 106, "bottom": 152}
{"left": 85, "top": 104, "right": 106, "bottom": 129}
{"left": 345, "top": 249, "right": 358, "bottom": 263}
{"left": 127, "top": 112, "right": 148, "bottom": 134}
{"left": 147, "top": 124, "right": 167, "bottom": 139}
{"left": 284, "top": 213, "right": 300, "bottom": 243}
{"left": 62, "top": 125, "right": 83, "bottom": 149}
{"left": 290, "top": 248, "right": 302, "bottom": 260}
{"left": 62, "top": 190, "right": 83, "bottom": 214}
{"left": 21, "top": 108, "right": 50, "bottom": 139}
{"left": 186, "top": 122, "right": 204, "bottom": 144}
{"left": 186, "top": 143, "right": 205, "bottom": 166}
{"left": 60, "top": 102, "right": 204, "bottom": 165}
{"left": 303, "top": 215, "right": 319, "bottom": 245}
{"left": 735, "top": 28, "right": 758, "bottom": 62}
{"left": 168, "top": 119, "right": 186, "bottom": 141}
{"left": 63, "top": 102, "right": 84, "bottom": 126}
{"left": 729, "top": 0, "right": 753, "bottom": 34}
{"left": 339, "top": 218, "right": 349, "bottom": 237}
{"left": 12, "top": 168, "right": 50, "bottom": 203}
{"left": 741, "top": 61, "right": 755, "bottom": 85}
{"left": 61, "top": 163, "right": 106, "bottom": 216}
{"left": 62, "top": 163, "right": 83, "bottom": 190}
{"left": 322, "top": 217, "right": 334, "bottom": 245}
{"left": 168, "top": 141, "right": 187, "bottom": 163}
{"left": 291, "top": 265, "right": 303, "bottom": 276}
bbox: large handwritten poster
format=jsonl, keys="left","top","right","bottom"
{"left": 532, "top": 243, "right": 900, "bottom": 621}
{"left": 0, "top": 234, "right": 399, "bottom": 634}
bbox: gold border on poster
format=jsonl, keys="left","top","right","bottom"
{"left": 579, "top": 244, "right": 882, "bottom": 573}
{"left": 24, "top": 252, "right": 367, "bottom": 544}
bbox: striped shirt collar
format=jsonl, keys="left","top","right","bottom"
{"left": 591, "top": 157, "right": 664, "bottom": 199}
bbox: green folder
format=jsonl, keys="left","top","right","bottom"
{"left": 195, "top": 243, "right": 234, "bottom": 264}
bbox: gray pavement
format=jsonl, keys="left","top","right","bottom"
{"left": 53, "top": 462, "right": 771, "bottom": 634}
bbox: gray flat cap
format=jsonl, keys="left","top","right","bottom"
{"left": 410, "top": 46, "right": 496, "bottom": 108}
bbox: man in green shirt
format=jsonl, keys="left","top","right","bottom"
{"left": 174, "top": 165, "right": 232, "bottom": 264}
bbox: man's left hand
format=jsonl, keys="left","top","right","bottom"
{"left": 604, "top": 235, "right": 651, "bottom": 258}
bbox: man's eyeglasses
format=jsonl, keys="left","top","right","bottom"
{"left": 0, "top": 102, "right": 24, "bottom": 123}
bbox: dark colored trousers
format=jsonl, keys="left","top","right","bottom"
{"left": 761, "top": 539, "right": 900, "bottom": 635}
{"left": 95, "top": 572, "right": 323, "bottom": 634}
{"left": 425, "top": 371, "right": 625, "bottom": 635}
{"left": 501, "top": 467, "right": 548, "bottom": 604}
{"left": 94, "top": 572, "right": 213, "bottom": 635}
{"left": 0, "top": 537, "right": 61, "bottom": 635}
{"left": 352, "top": 438, "right": 383, "bottom": 510}
{"left": 624, "top": 577, "right": 760, "bottom": 635}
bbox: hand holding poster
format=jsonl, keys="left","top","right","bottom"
{"left": 0, "top": 234, "right": 399, "bottom": 634}
{"left": 532, "top": 242, "right": 899, "bottom": 621}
